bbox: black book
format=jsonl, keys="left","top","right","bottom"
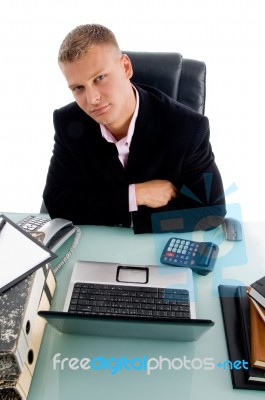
{"left": 218, "top": 285, "right": 265, "bottom": 390}
{"left": 249, "top": 276, "right": 265, "bottom": 308}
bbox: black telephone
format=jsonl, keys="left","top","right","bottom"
{"left": 17, "top": 215, "right": 76, "bottom": 252}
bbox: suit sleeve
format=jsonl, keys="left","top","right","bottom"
{"left": 43, "top": 110, "right": 131, "bottom": 226}
{"left": 167, "top": 115, "right": 226, "bottom": 228}
{"left": 133, "top": 115, "right": 226, "bottom": 233}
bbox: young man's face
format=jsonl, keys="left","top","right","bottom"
{"left": 59, "top": 45, "right": 134, "bottom": 132}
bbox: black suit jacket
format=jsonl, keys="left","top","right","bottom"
{"left": 43, "top": 84, "right": 226, "bottom": 233}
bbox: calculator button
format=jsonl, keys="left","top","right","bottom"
{"left": 165, "top": 252, "right": 175, "bottom": 257}
{"left": 168, "top": 247, "right": 172, "bottom": 251}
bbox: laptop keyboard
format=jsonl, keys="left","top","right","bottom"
{"left": 68, "top": 283, "right": 191, "bottom": 319}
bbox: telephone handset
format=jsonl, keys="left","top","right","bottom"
{"left": 17, "top": 215, "right": 76, "bottom": 252}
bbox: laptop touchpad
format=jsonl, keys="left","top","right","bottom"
{"left": 116, "top": 266, "right": 148, "bottom": 284}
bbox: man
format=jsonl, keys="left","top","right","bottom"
{"left": 43, "top": 24, "right": 226, "bottom": 233}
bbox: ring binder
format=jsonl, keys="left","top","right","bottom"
{"left": 0, "top": 265, "right": 56, "bottom": 399}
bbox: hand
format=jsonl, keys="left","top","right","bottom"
{"left": 135, "top": 180, "right": 177, "bottom": 208}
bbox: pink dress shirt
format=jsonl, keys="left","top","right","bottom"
{"left": 100, "top": 86, "right": 139, "bottom": 212}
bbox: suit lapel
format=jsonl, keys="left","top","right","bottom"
{"left": 126, "top": 85, "right": 166, "bottom": 183}
{"left": 73, "top": 112, "right": 125, "bottom": 183}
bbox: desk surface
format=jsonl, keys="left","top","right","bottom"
{"left": 8, "top": 214, "right": 265, "bottom": 399}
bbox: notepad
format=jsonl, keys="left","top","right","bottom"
{"left": 0, "top": 214, "right": 56, "bottom": 293}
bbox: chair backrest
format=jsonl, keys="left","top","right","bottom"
{"left": 126, "top": 51, "right": 206, "bottom": 115}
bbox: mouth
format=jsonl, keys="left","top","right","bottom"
{"left": 90, "top": 104, "right": 110, "bottom": 115}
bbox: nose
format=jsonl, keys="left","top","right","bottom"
{"left": 85, "top": 87, "right": 100, "bottom": 105}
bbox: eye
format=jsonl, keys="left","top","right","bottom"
{"left": 72, "top": 86, "right": 84, "bottom": 93}
{"left": 95, "top": 74, "right": 105, "bottom": 82}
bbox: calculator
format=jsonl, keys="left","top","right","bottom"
{"left": 160, "top": 237, "right": 219, "bottom": 276}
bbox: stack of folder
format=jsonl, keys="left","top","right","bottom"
{"left": 0, "top": 216, "right": 57, "bottom": 399}
{"left": 219, "top": 276, "right": 265, "bottom": 390}
{"left": 0, "top": 267, "right": 56, "bottom": 399}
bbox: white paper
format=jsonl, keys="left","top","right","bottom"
{"left": 0, "top": 216, "right": 52, "bottom": 292}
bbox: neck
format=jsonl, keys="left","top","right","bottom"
{"left": 105, "top": 86, "right": 136, "bottom": 141}
{"left": 106, "top": 118, "right": 132, "bottom": 141}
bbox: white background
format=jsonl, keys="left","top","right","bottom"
{"left": 0, "top": 0, "right": 264, "bottom": 221}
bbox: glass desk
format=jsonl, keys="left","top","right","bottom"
{"left": 7, "top": 214, "right": 265, "bottom": 399}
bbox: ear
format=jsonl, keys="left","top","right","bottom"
{"left": 121, "top": 54, "right": 133, "bottom": 79}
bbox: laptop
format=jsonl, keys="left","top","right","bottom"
{"left": 39, "top": 260, "right": 214, "bottom": 341}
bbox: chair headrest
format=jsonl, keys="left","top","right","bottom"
{"left": 125, "top": 51, "right": 183, "bottom": 101}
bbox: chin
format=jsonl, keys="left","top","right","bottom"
{"left": 95, "top": 116, "right": 113, "bottom": 125}
{"left": 96, "top": 113, "right": 117, "bottom": 126}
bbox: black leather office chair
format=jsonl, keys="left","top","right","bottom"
{"left": 40, "top": 51, "right": 206, "bottom": 213}
{"left": 126, "top": 51, "right": 206, "bottom": 115}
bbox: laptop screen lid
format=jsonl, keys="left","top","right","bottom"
{"left": 38, "top": 310, "right": 214, "bottom": 341}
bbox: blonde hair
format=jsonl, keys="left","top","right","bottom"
{"left": 58, "top": 24, "right": 120, "bottom": 63}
